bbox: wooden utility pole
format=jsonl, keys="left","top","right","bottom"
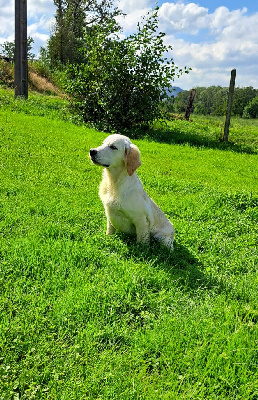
{"left": 223, "top": 69, "right": 236, "bottom": 142}
{"left": 185, "top": 89, "right": 196, "bottom": 120}
{"left": 15, "top": 0, "right": 28, "bottom": 98}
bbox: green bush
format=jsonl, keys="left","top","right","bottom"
{"left": 0, "top": 60, "right": 14, "bottom": 87}
{"left": 243, "top": 96, "right": 258, "bottom": 118}
{"left": 65, "top": 9, "right": 189, "bottom": 131}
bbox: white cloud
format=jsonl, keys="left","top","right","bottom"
{"left": 0, "top": 0, "right": 55, "bottom": 41}
{"left": 28, "top": 15, "right": 55, "bottom": 36}
{"left": 117, "top": 0, "right": 153, "bottom": 14}
{"left": 210, "top": 6, "right": 248, "bottom": 34}
{"left": 28, "top": 15, "right": 55, "bottom": 55}
{"left": 0, "top": 0, "right": 14, "bottom": 37}
{"left": 175, "top": 64, "right": 258, "bottom": 90}
{"left": 28, "top": 0, "right": 55, "bottom": 19}
{"left": 158, "top": 2, "right": 208, "bottom": 34}
{"left": 154, "top": 3, "right": 258, "bottom": 88}
{"left": 0, "top": 0, "right": 55, "bottom": 56}
{"left": 116, "top": 9, "right": 150, "bottom": 33}
{"left": 115, "top": 2, "right": 258, "bottom": 87}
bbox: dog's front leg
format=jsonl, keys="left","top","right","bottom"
{"left": 135, "top": 217, "right": 150, "bottom": 244}
{"left": 106, "top": 218, "right": 116, "bottom": 235}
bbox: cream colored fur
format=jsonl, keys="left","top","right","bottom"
{"left": 89, "top": 134, "right": 175, "bottom": 249}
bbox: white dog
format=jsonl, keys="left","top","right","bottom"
{"left": 89, "top": 134, "right": 175, "bottom": 249}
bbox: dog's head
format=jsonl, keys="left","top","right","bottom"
{"left": 89, "top": 134, "right": 141, "bottom": 176}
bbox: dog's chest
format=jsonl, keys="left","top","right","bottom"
{"left": 104, "top": 195, "right": 121, "bottom": 211}
{"left": 99, "top": 176, "right": 129, "bottom": 210}
{"left": 101, "top": 189, "right": 136, "bottom": 233}
{"left": 102, "top": 190, "right": 127, "bottom": 215}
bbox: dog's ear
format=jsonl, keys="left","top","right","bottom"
{"left": 125, "top": 144, "right": 141, "bottom": 176}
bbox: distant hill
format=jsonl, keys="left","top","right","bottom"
{"left": 164, "top": 86, "right": 184, "bottom": 97}
{"left": 172, "top": 86, "right": 184, "bottom": 96}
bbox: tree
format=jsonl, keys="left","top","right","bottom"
{"left": 174, "top": 90, "right": 191, "bottom": 113}
{"left": 174, "top": 86, "right": 258, "bottom": 117}
{"left": 65, "top": 8, "right": 189, "bottom": 131}
{"left": 192, "top": 86, "right": 228, "bottom": 115}
{"left": 232, "top": 87, "right": 257, "bottom": 117}
{"left": 47, "top": 0, "right": 122, "bottom": 66}
{"left": 0, "top": 37, "right": 35, "bottom": 61}
{"left": 0, "top": 41, "right": 15, "bottom": 60}
{"left": 243, "top": 97, "right": 258, "bottom": 118}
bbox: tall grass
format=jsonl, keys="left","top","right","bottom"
{"left": 0, "top": 88, "right": 257, "bottom": 399}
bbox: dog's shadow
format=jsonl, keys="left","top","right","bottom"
{"left": 119, "top": 235, "right": 221, "bottom": 294}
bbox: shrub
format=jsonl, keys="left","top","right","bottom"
{"left": 0, "top": 60, "right": 14, "bottom": 87}
{"left": 65, "top": 9, "right": 189, "bottom": 131}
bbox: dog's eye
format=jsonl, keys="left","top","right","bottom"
{"left": 109, "top": 145, "right": 118, "bottom": 150}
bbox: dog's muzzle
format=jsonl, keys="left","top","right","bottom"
{"left": 89, "top": 149, "right": 109, "bottom": 167}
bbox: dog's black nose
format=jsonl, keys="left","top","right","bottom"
{"left": 90, "top": 149, "right": 97, "bottom": 157}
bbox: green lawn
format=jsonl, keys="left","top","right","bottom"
{"left": 0, "top": 88, "right": 257, "bottom": 399}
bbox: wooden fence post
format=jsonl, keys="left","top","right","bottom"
{"left": 185, "top": 89, "right": 196, "bottom": 120}
{"left": 223, "top": 69, "right": 236, "bottom": 142}
{"left": 15, "top": 0, "right": 28, "bottom": 99}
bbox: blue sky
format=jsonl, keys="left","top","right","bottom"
{"left": 1, "top": 0, "right": 258, "bottom": 89}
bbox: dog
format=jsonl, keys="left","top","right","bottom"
{"left": 89, "top": 134, "right": 175, "bottom": 249}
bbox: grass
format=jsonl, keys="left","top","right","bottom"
{"left": 0, "top": 87, "right": 257, "bottom": 399}
{"left": 147, "top": 115, "right": 258, "bottom": 154}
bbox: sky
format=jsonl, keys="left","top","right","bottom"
{"left": 0, "top": 0, "right": 258, "bottom": 90}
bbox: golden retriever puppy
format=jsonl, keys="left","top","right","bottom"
{"left": 89, "top": 134, "right": 175, "bottom": 249}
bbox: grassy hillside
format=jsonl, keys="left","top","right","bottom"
{"left": 0, "top": 60, "right": 64, "bottom": 96}
{"left": 0, "top": 88, "right": 257, "bottom": 399}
